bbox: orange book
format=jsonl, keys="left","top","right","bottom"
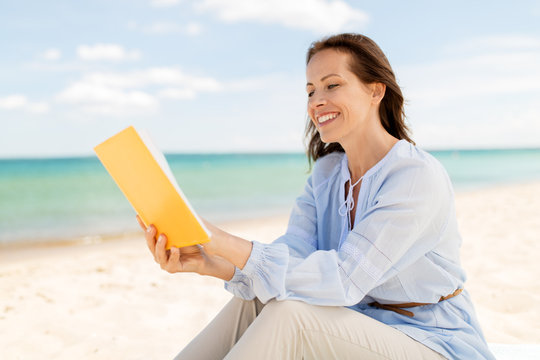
{"left": 94, "top": 126, "right": 210, "bottom": 249}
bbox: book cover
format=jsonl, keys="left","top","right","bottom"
{"left": 94, "top": 126, "right": 211, "bottom": 249}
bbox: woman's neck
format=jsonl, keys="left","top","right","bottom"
{"left": 340, "top": 125, "right": 399, "bottom": 182}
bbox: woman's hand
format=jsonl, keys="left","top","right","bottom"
{"left": 136, "top": 215, "right": 235, "bottom": 280}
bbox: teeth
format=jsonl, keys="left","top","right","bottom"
{"left": 318, "top": 113, "right": 338, "bottom": 123}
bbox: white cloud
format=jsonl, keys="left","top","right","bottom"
{"left": 150, "top": 0, "right": 182, "bottom": 7}
{"left": 77, "top": 44, "right": 142, "bottom": 62}
{"left": 195, "top": 0, "right": 369, "bottom": 34}
{"left": 41, "top": 48, "right": 62, "bottom": 61}
{"left": 158, "top": 88, "right": 196, "bottom": 100}
{"left": 56, "top": 67, "right": 223, "bottom": 115}
{"left": 0, "top": 95, "right": 28, "bottom": 109}
{"left": 141, "top": 21, "right": 203, "bottom": 35}
{"left": 57, "top": 82, "right": 158, "bottom": 115}
{"left": 0, "top": 95, "right": 50, "bottom": 114}
{"left": 28, "top": 102, "right": 50, "bottom": 114}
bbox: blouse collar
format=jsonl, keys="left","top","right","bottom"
{"left": 339, "top": 139, "right": 407, "bottom": 182}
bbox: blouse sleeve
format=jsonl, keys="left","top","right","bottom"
{"left": 228, "top": 162, "right": 450, "bottom": 305}
{"left": 225, "top": 174, "right": 318, "bottom": 299}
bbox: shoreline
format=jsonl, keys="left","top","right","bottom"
{"left": 2, "top": 178, "right": 540, "bottom": 250}
{"left": 0, "top": 213, "right": 290, "bottom": 251}
{"left": 1, "top": 182, "right": 539, "bottom": 358}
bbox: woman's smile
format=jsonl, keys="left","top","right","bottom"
{"left": 316, "top": 111, "right": 340, "bottom": 126}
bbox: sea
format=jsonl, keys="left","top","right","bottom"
{"left": 1, "top": 148, "right": 540, "bottom": 245}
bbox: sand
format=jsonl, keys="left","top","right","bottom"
{"left": 1, "top": 182, "right": 539, "bottom": 359}
{"left": 455, "top": 182, "right": 540, "bottom": 344}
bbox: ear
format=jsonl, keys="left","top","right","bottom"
{"left": 371, "top": 83, "right": 386, "bottom": 104}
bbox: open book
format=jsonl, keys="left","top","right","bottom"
{"left": 94, "top": 126, "right": 211, "bottom": 249}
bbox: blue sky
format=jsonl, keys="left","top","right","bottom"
{"left": 1, "top": 0, "right": 539, "bottom": 157}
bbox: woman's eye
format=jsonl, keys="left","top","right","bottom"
{"left": 307, "top": 91, "right": 314, "bottom": 97}
{"left": 328, "top": 84, "right": 339, "bottom": 90}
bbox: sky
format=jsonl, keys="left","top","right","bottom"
{"left": 1, "top": 0, "right": 540, "bottom": 158}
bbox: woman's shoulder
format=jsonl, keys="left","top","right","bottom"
{"left": 372, "top": 142, "right": 455, "bottom": 217}
{"left": 386, "top": 141, "right": 448, "bottom": 179}
{"left": 311, "top": 151, "right": 345, "bottom": 184}
{"left": 377, "top": 141, "right": 453, "bottom": 196}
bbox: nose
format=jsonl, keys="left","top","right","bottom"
{"left": 308, "top": 92, "right": 327, "bottom": 109}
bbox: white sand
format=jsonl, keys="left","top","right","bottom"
{"left": 455, "top": 182, "right": 540, "bottom": 344}
{"left": 1, "top": 182, "right": 539, "bottom": 359}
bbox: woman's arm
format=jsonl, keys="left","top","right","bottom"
{"left": 199, "top": 221, "right": 254, "bottom": 270}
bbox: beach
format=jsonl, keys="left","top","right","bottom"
{"left": 1, "top": 181, "right": 539, "bottom": 359}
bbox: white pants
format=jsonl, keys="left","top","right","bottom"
{"left": 175, "top": 297, "right": 446, "bottom": 360}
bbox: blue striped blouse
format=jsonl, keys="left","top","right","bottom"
{"left": 225, "top": 140, "right": 494, "bottom": 359}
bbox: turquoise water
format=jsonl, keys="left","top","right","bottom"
{"left": 1, "top": 149, "right": 540, "bottom": 245}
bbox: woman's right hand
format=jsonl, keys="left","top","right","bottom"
{"left": 136, "top": 215, "right": 235, "bottom": 280}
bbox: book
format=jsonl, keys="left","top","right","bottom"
{"left": 94, "top": 126, "right": 211, "bottom": 249}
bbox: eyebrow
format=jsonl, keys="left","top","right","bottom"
{"left": 306, "top": 73, "right": 342, "bottom": 87}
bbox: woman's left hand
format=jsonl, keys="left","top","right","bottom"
{"left": 137, "top": 214, "right": 252, "bottom": 277}
{"left": 137, "top": 215, "right": 239, "bottom": 280}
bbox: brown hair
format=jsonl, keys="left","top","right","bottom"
{"left": 305, "top": 33, "right": 414, "bottom": 166}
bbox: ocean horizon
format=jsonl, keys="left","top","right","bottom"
{"left": 1, "top": 148, "right": 540, "bottom": 246}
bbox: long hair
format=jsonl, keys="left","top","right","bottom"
{"left": 305, "top": 33, "right": 414, "bottom": 166}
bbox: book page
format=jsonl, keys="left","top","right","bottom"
{"left": 137, "top": 128, "right": 211, "bottom": 237}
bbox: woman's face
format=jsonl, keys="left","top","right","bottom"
{"left": 306, "top": 49, "right": 380, "bottom": 145}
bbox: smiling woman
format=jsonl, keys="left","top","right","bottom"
{"left": 140, "top": 33, "right": 495, "bottom": 360}
{"left": 304, "top": 34, "right": 413, "bottom": 166}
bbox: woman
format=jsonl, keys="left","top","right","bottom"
{"left": 138, "top": 33, "right": 494, "bottom": 359}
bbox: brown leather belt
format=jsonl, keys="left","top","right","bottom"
{"left": 369, "top": 288, "right": 463, "bottom": 317}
